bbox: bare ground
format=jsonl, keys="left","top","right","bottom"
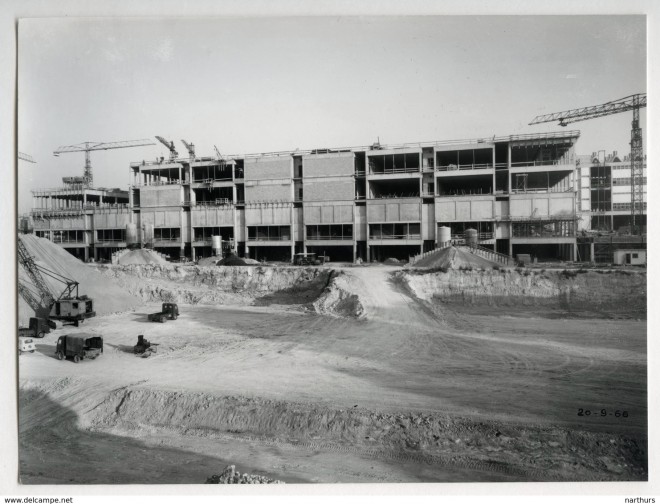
{"left": 18, "top": 265, "right": 647, "bottom": 483}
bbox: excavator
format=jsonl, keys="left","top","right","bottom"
{"left": 17, "top": 236, "right": 96, "bottom": 328}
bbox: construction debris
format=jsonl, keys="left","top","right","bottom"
{"left": 206, "top": 465, "right": 284, "bottom": 484}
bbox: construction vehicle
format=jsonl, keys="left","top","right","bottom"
{"left": 18, "top": 236, "right": 96, "bottom": 326}
{"left": 134, "top": 334, "right": 157, "bottom": 355}
{"left": 19, "top": 338, "right": 36, "bottom": 355}
{"left": 55, "top": 334, "right": 103, "bottom": 363}
{"left": 293, "top": 252, "right": 328, "bottom": 266}
{"left": 148, "top": 302, "right": 179, "bottom": 323}
{"left": 17, "top": 317, "right": 52, "bottom": 339}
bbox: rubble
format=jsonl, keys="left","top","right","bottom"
{"left": 206, "top": 465, "right": 284, "bottom": 484}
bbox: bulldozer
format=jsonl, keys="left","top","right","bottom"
{"left": 134, "top": 334, "right": 157, "bottom": 356}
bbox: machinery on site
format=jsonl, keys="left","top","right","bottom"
{"left": 134, "top": 334, "right": 158, "bottom": 356}
{"left": 17, "top": 317, "right": 51, "bottom": 339}
{"left": 53, "top": 138, "right": 156, "bottom": 188}
{"left": 18, "top": 236, "right": 96, "bottom": 326}
{"left": 529, "top": 93, "right": 647, "bottom": 234}
{"left": 19, "top": 338, "right": 36, "bottom": 355}
{"left": 155, "top": 135, "right": 179, "bottom": 162}
{"left": 293, "top": 252, "right": 328, "bottom": 266}
{"left": 181, "top": 139, "right": 196, "bottom": 159}
{"left": 55, "top": 334, "right": 103, "bottom": 363}
{"left": 148, "top": 302, "right": 179, "bottom": 323}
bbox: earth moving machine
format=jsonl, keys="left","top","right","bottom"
{"left": 55, "top": 334, "right": 103, "bottom": 363}
{"left": 17, "top": 317, "right": 53, "bottom": 339}
{"left": 134, "top": 334, "right": 157, "bottom": 356}
{"left": 17, "top": 236, "right": 96, "bottom": 326}
{"left": 148, "top": 302, "right": 179, "bottom": 323}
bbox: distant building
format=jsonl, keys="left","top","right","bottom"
{"left": 577, "top": 151, "right": 647, "bottom": 233}
{"left": 30, "top": 130, "right": 583, "bottom": 263}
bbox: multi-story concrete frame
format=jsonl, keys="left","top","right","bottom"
{"left": 30, "top": 184, "right": 129, "bottom": 261}
{"left": 577, "top": 151, "right": 647, "bottom": 233}
{"left": 34, "top": 130, "right": 582, "bottom": 263}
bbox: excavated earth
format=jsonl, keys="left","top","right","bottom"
{"left": 17, "top": 242, "right": 647, "bottom": 484}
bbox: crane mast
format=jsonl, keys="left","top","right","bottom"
{"left": 529, "top": 93, "right": 646, "bottom": 234}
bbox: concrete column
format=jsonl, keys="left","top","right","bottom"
{"left": 353, "top": 241, "right": 357, "bottom": 263}
{"left": 84, "top": 246, "right": 89, "bottom": 262}
{"left": 572, "top": 243, "right": 577, "bottom": 262}
{"left": 191, "top": 245, "right": 196, "bottom": 261}
{"left": 366, "top": 243, "right": 371, "bottom": 262}
{"left": 590, "top": 242, "right": 595, "bottom": 263}
{"left": 93, "top": 246, "right": 98, "bottom": 261}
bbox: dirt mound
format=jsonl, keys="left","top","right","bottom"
{"left": 413, "top": 246, "right": 497, "bottom": 269}
{"left": 18, "top": 235, "right": 142, "bottom": 324}
{"left": 217, "top": 255, "right": 248, "bottom": 266}
{"left": 383, "top": 258, "right": 402, "bottom": 266}
{"left": 206, "top": 465, "right": 284, "bottom": 484}
{"left": 117, "top": 249, "right": 168, "bottom": 265}
{"left": 26, "top": 382, "right": 645, "bottom": 482}
{"left": 312, "top": 271, "right": 365, "bottom": 318}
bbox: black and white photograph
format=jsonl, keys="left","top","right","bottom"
{"left": 3, "top": 4, "right": 657, "bottom": 501}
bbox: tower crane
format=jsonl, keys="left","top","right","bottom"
{"left": 529, "top": 93, "right": 647, "bottom": 234}
{"left": 155, "top": 136, "right": 179, "bottom": 162}
{"left": 181, "top": 139, "right": 196, "bottom": 159}
{"left": 53, "top": 138, "right": 156, "bottom": 188}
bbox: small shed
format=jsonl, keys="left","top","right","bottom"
{"left": 613, "top": 249, "right": 646, "bottom": 265}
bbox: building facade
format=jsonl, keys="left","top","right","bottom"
{"left": 577, "top": 151, "right": 647, "bottom": 233}
{"left": 31, "top": 130, "right": 582, "bottom": 263}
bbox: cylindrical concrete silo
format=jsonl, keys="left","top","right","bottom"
{"left": 211, "top": 235, "right": 222, "bottom": 256}
{"left": 465, "top": 228, "right": 478, "bottom": 248}
{"left": 438, "top": 226, "right": 451, "bottom": 248}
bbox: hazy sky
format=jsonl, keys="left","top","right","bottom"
{"left": 17, "top": 16, "right": 646, "bottom": 213}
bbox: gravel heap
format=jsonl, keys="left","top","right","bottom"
{"left": 205, "top": 465, "right": 284, "bottom": 484}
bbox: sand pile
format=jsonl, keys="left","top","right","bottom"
{"left": 413, "top": 246, "right": 497, "bottom": 269}
{"left": 117, "top": 249, "right": 168, "bottom": 265}
{"left": 383, "top": 258, "right": 402, "bottom": 266}
{"left": 18, "top": 235, "right": 143, "bottom": 324}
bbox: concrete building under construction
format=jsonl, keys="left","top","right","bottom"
{"left": 30, "top": 130, "right": 588, "bottom": 263}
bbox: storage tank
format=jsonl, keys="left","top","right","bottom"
{"left": 438, "top": 226, "right": 451, "bottom": 247}
{"left": 465, "top": 228, "right": 478, "bottom": 247}
{"left": 211, "top": 235, "right": 222, "bottom": 255}
{"left": 126, "top": 223, "right": 138, "bottom": 248}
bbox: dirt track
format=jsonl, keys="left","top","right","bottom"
{"left": 18, "top": 264, "right": 647, "bottom": 483}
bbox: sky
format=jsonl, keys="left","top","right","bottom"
{"left": 17, "top": 15, "right": 646, "bottom": 213}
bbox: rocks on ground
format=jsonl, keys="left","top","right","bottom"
{"left": 206, "top": 465, "right": 284, "bottom": 484}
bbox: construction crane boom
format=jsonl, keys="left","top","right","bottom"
{"left": 528, "top": 93, "right": 646, "bottom": 234}
{"left": 53, "top": 138, "right": 156, "bottom": 188}
{"left": 155, "top": 136, "right": 179, "bottom": 161}
{"left": 18, "top": 152, "right": 36, "bottom": 163}
{"left": 529, "top": 93, "right": 647, "bottom": 127}
{"left": 181, "top": 139, "right": 196, "bottom": 159}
